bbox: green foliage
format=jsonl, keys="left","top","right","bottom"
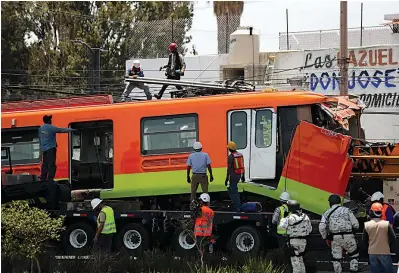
{"left": 1, "top": 200, "right": 65, "bottom": 259}
{"left": 1, "top": 1, "right": 194, "bottom": 99}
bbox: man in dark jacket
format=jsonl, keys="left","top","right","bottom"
{"left": 154, "top": 43, "right": 186, "bottom": 100}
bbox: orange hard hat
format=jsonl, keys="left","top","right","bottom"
{"left": 371, "top": 202, "right": 383, "bottom": 212}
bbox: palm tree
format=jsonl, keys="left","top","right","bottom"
{"left": 213, "top": 1, "right": 244, "bottom": 54}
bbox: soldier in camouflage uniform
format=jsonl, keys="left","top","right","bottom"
{"left": 319, "top": 194, "right": 360, "bottom": 273}
{"left": 279, "top": 200, "right": 312, "bottom": 273}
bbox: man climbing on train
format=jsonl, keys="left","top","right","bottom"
{"left": 154, "top": 43, "right": 186, "bottom": 100}
{"left": 121, "top": 60, "right": 152, "bottom": 101}
{"left": 193, "top": 193, "right": 215, "bottom": 254}
{"left": 225, "top": 141, "right": 245, "bottom": 212}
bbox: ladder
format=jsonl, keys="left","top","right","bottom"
{"left": 125, "top": 77, "right": 256, "bottom": 98}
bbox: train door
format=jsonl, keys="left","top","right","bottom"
{"left": 227, "top": 108, "right": 277, "bottom": 180}
{"left": 68, "top": 120, "right": 114, "bottom": 190}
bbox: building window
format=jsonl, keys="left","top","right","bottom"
{"left": 1, "top": 127, "right": 41, "bottom": 165}
{"left": 255, "top": 110, "right": 273, "bottom": 148}
{"left": 142, "top": 114, "right": 198, "bottom": 155}
{"left": 230, "top": 111, "right": 247, "bottom": 149}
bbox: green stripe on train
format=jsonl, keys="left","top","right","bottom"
{"left": 98, "top": 168, "right": 332, "bottom": 216}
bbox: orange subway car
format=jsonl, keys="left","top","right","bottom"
{"left": 1, "top": 91, "right": 360, "bottom": 215}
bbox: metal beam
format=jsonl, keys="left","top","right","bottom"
{"left": 339, "top": 1, "right": 349, "bottom": 96}
{"left": 125, "top": 77, "right": 255, "bottom": 91}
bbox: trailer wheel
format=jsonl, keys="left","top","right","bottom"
{"left": 172, "top": 229, "right": 197, "bottom": 254}
{"left": 63, "top": 222, "right": 94, "bottom": 253}
{"left": 228, "top": 225, "right": 261, "bottom": 257}
{"left": 116, "top": 223, "right": 149, "bottom": 255}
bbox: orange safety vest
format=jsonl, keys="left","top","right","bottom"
{"left": 382, "top": 203, "right": 395, "bottom": 224}
{"left": 231, "top": 151, "right": 245, "bottom": 175}
{"left": 194, "top": 205, "right": 214, "bottom": 237}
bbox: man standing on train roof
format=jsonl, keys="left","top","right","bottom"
{"left": 225, "top": 141, "right": 244, "bottom": 212}
{"left": 154, "top": 43, "right": 185, "bottom": 100}
{"left": 370, "top": 191, "right": 395, "bottom": 225}
{"left": 38, "top": 115, "right": 75, "bottom": 182}
{"left": 121, "top": 59, "right": 152, "bottom": 101}
{"left": 186, "top": 141, "right": 214, "bottom": 203}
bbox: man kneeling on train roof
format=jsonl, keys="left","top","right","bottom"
{"left": 370, "top": 191, "right": 395, "bottom": 226}
{"left": 194, "top": 193, "right": 215, "bottom": 254}
{"left": 225, "top": 141, "right": 245, "bottom": 212}
{"left": 154, "top": 43, "right": 186, "bottom": 100}
{"left": 186, "top": 142, "right": 214, "bottom": 203}
{"left": 91, "top": 198, "right": 116, "bottom": 253}
{"left": 121, "top": 59, "right": 152, "bottom": 101}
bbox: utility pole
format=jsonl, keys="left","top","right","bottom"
{"left": 339, "top": 1, "right": 349, "bottom": 96}
{"left": 286, "top": 9, "right": 289, "bottom": 50}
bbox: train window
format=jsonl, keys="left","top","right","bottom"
{"left": 255, "top": 110, "right": 273, "bottom": 148}
{"left": 1, "top": 127, "right": 41, "bottom": 165}
{"left": 142, "top": 114, "right": 198, "bottom": 155}
{"left": 230, "top": 111, "right": 247, "bottom": 149}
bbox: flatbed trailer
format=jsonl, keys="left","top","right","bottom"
{"left": 48, "top": 201, "right": 273, "bottom": 257}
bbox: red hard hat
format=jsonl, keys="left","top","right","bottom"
{"left": 169, "top": 43, "right": 177, "bottom": 51}
{"left": 371, "top": 202, "right": 383, "bottom": 212}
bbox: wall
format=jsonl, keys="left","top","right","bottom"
{"left": 271, "top": 45, "right": 399, "bottom": 142}
{"left": 125, "top": 54, "right": 229, "bottom": 100}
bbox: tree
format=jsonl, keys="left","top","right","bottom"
{"left": 1, "top": 200, "right": 65, "bottom": 273}
{"left": 213, "top": 1, "right": 244, "bottom": 54}
{"left": 1, "top": 1, "right": 194, "bottom": 99}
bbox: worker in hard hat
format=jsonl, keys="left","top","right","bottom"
{"left": 279, "top": 200, "right": 312, "bottom": 273}
{"left": 91, "top": 198, "right": 116, "bottom": 253}
{"left": 186, "top": 142, "right": 214, "bottom": 203}
{"left": 121, "top": 59, "right": 152, "bottom": 101}
{"left": 363, "top": 202, "right": 396, "bottom": 273}
{"left": 319, "top": 194, "right": 359, "bottom": 273}
{"left": 370, "top": 191, "right": 395, "bottom": 225}
{"left": 225, "top": 141, "right": 245, "bottom": 212}
{"left": 194, "top": 193, "right": 215, "bottom": 253}
{"left": 272, "top": 192, "right": 291, "bottom": 240}
{"left": 154, "top": 43, "right": 185, "bottom": 100}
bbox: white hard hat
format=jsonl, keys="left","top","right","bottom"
{"left": 280, "top": 192, "right": 290, "bottom": 202}
{"left": 91, "top": 198, "right": 103, "bottom": 209}
{"left": 371, "top": 191, "right": 384, "bottom": 202}
{"left": 199, "top": 193, "right": 210, "bottom": 203}
{"left": 133, "top": 60, "right": 140, "bottom": 68}
{"left": 193, "top": 141, "right": 202, "bottom": 150}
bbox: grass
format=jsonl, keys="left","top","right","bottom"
{"left": 1, "top": 249, "right": 287, "bottom": 273}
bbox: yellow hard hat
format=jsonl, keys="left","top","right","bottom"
{"left": 227, "top": 141, "right": 237, "bottom": 150}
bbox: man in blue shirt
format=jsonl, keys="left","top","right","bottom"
{"left": 38, "top": 115, "right": 75, "bottom": 182}
{"left": 186, "top": 142, "right": 214, "bottom": 202}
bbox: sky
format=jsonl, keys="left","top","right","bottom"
{"left": 186, "top": 0, "right": 399, "bottom": 55}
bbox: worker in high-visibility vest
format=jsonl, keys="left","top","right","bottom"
{"left": 194, "top": 193, "right": 215, "bottom": 253}
{"left": 370, "top": 191, "right": 396, "bottom": 225}
{"left": 272, "top": 192, "right": 291, "bottom": 245}
{"left": 225, "top": 141, "right": 245, "bottom": 212}
{"left": 91, "top": 198, "right": 116, "bottom": 253}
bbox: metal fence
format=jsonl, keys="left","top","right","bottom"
{"left": 279, "top": 25, "right": 393, "bottom": 50}
{"left": 127, "top": 17, "right": 193, "bottom": 59}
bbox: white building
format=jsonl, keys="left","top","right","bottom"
{"left": 126, "top": 17, "right": 399, "bottom": 143}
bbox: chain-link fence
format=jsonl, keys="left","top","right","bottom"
{"left": 279, "top": 25, "right": 393, "bottom": 50}
{"left": 126, "top": 17, "right": 193, "bottom": 59}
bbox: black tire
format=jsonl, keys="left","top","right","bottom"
{"left": 115, "top": 223, "right": 149, "bottom": 255}
{"left": 228, "top": 225, "right": 262, "bottom": 257}
{"left": 62, "top": 222, "right": 95, "bottom": 254}
{"left": 172, "top": 228, "right": 197, "bottom": 255}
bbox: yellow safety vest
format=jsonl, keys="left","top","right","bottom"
{"left": 97, "top": 206, "right": 116, "bottom": 234}
{"left": 277, "top": 204, "right": 290, "bottom": 235}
